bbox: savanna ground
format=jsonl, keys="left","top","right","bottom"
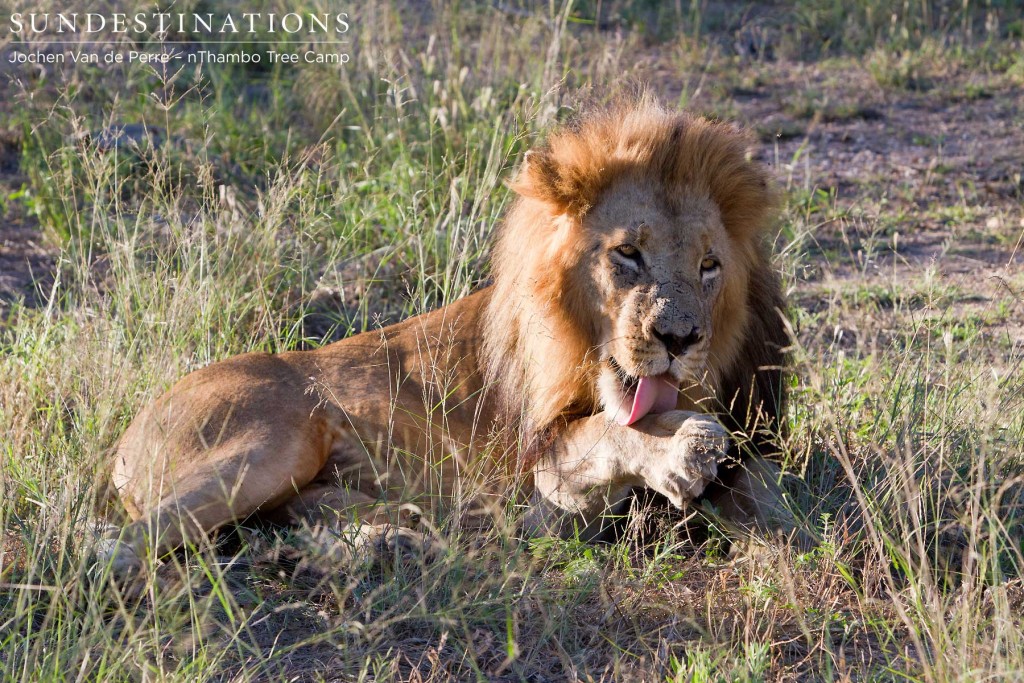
{"left": 2, "top": 1, "right": 1023, "bottom": 680}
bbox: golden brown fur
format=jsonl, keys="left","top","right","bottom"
{"left": 103, "top": 97, "right": 797, "bottom": 574}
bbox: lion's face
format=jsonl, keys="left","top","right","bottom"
{"left": 582, "top": 176, "right": 734, "bottom": 426}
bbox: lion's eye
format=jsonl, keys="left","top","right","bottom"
{"left": 616, "top": 244, "right": 641, "bottom": 260}
{"left": 700, "top": 257, "right": 720, "bottom": 276}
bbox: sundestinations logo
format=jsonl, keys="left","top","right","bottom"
{"left": 4, "top": 9, "right": 353, "bottom": 66}
{"left": 8, "top": 12, "right": 351, "bottom": 36}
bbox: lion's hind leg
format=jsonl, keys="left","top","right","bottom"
{"left": 98, "top": 430, "right": 329, "bottom": 586}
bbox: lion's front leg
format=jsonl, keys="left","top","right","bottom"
{"left": 525, "top": 410, "right": 728, "bottom": 539}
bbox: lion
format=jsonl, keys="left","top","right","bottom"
{"left": 102, "top": 97, "right": 799, "bottom": 575}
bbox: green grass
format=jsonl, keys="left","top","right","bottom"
{"left": 2, "top": 1, "right": 1024, "bottom": 680}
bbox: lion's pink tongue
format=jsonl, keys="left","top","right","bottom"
{"left": 616, "top": 375, "right": 680, "bottom": 426}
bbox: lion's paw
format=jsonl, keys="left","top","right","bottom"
{"left": 344, "top": 523, "right": 442, "bottom": 566}
{"left": 643, "top": 412, "right": 729, "bottom": 507}
{"left": 90, "top": 536, "right": 167, "bottom": 597}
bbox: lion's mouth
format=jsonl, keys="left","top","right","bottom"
{"left": 606, "top": 358, "right": 680, "bottom": 426}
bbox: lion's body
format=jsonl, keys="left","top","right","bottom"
{"left": 113, "top": 291, "right": 504, "bottom": 549}
{"left": 107, "top": 98, "right": 798, "bottom": 570}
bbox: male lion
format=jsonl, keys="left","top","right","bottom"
{"left": 104, "top": 98, "right": 797, "bottom": 573}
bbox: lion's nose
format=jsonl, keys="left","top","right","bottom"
{"left": 654, "top": 326, "right": 703, "bottom": 357}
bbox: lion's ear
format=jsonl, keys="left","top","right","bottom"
{"left": 510, "top": 149, "right": 591, "bottom": 215}
{"left": 511, "top": 149, "right": 562, "bottom": 205}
